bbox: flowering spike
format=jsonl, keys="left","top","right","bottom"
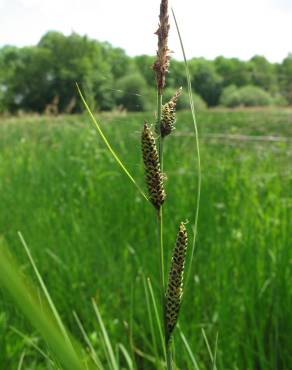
{"left": 156, "top": 87, "right": 182, "bottom": 137}
{"left": 141, "top": 122, "right": 166, "bottom": 211}
{"left": 165, "top": 222, "right": 188, "bottom": 343}
{"left": 153, "top": 0, "right": 171, "bottom": 94}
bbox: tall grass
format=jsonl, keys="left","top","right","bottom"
{"left": 79, "top": 1, "right": 201, "bottom": 367}
{"left": 0, "top": 110, "right": 291, "bottom": 368}
{"left": 0, "top": 1, "right": 200, "bottom": 367}
{"left": 0, "top": 1, "right": 291, "bottom": 366}
{"left": 0, "top": 236, "right": 88, "bottom": 370}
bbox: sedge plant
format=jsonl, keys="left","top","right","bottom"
{"left": 141, "top": 1, "right": 199, "bottom": 369}
{"left": 78, "top": 0, "right": 201, "bottom": 368}
{"left": 0, "top": 1, "right": 201, "bottom": 369}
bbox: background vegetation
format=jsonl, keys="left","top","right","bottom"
{"left": 0, "top": 110, "right": 291, "bottom": 369}
{"left": 0, "top": 31, "right": 291, "bottom": 114}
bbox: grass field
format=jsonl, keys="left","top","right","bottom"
{"left": 0, "top": 109, "right": 291, "bottom": 369}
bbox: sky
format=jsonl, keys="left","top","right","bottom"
{"left": 0, "top": 0, "right": 291, "bottom": 62}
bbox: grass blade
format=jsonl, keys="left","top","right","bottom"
{"left": 201, "top": 328, "right": 215, "bottom": 365}
{"left": 143, "top": 275, "right": 161, "bottom": 368}
{"left": 11, "top": 326, "right": 53, "bottom": 363}
{"left": 17, "top": 351, "right": 26, "bottom": 370}
{"left": 213, "top": 332, "right": 219, "bottom": 370}
{"left": 147, "top": 278, "right": 165, "bottom": 357}
{"left": 178, "top": 326, "right": 200, "bottom": 370}
{"left": 0, "top": 237, "right": 86, "bottom": 370}
{"left": 18, "top": 232, "right": 72, "bottom": 349}
{"left": 118, "top": 343, "right": 134, "bottom": 370}
{"left": 92, "top": 298, "right": 119, "bottom": 370}
{"left": 73, "top": 311, "right": 104, "bottom": 370}
{"left": 171, "top": 8, "right": 202, "bottom": 289}
{"left": 76, "top": 83, "right": 149, "bottom": 203}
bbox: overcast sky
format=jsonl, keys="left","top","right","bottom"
{"left": 0, "top": 0, "right": 291, "bottom": 62}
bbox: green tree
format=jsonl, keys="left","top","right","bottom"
{"left": 278, "top": 54, "right": 292, "bottom": 104}
{"left": 215, "top": 56, "right": 251, "bottom": 87}
{"left": 0, "top": 31, "right": 289, "bottom": 113}
{"left": 0, "top": 46, "right": 53, "bottom": 112}
{"left": 249, "top": 55, "right": 278, "bottom": 93}
{"left": 189, "top": 58, "right": 223, "bottom": 106}
{"left": 114, "top": 73, "right": 153, "bottom": 111}
{"left": 0, "top": 46, "right": 18, "bottom": 112}
{"left": 166, "top": 60, "right": 187, "bottom": 89}
{"left": 133, "top": 55, "right": 155, "bottom": 87}
{"left": 104, "top": 43, "right": 131, "bottom": 80}
{"left": 38, "top": 31, "right": 115, "bottom": 111}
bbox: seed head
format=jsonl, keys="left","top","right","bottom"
{"left": 153, "top": 0, "right": 171, "bottom": 94}
{"left": 141, "top": 122, "right": 166, "bottom": 211}
{"left": 156, "top": 87, "right": 182, "bottom": 137}
{"left": 165, "top": 222, "right": 188, "bottom": 344}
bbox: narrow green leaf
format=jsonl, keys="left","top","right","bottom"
{"left": 171, "top": 8, "right": 202, "bottom": 291}
{"left": 201, "top": 328, "right": 214, "bottom": 363}
{"left": 11, "top": 326, "right": 53, "bottom": 363}
{"left": 76, "top": 83, "right": 149, "bottom": 203}
{"left": 147, "top": 278, "right": 165, "bottom": 357}
{"left": 17, "top": 351, "right": 26, "bottom": 370}
{"left": 143, "top": 275, "right": 160, "bottom": 368}
{"left": 92, "top": 299, "right": 119, "bottom": 370}
{"left": 118, "top": 343, "right": 133, "bottom": 370}
{"left": 0, "top": 237, "right": 86, "bottom": 370}
{"left": 73, "top": 311, "right": 104, "bottom": 370}
{"left": 18, "top": 232, "right": 72, "bottom": 349}
{"left": 178, "top": 327, "right": 200, "bottom": 370}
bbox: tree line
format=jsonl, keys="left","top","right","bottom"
{"left": 0, "top": 31, "right": 291, "bottom": 114}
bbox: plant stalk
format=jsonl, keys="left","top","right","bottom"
{"left": 157, "top": 91, "right": 173, "bottom": 370}
{"left": 157, "top": 91, "right": 165, "bottom": 293}
{"left": 166, "top": 343, "right": 173, "bottom": 370}
{"left": 171, "top": 9, "right": 202, "bottom": 294}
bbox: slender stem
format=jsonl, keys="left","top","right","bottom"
{"left": 171, "top": 9, "right": 202, "bottom": 295}
{"left": 160, "top": 205, "right": 164, "bottom": 290}
{"left": 156, "top": 91, "right": 169, "bottom": 368}
{"left": 166, "top": 343, "right": 173, "bottom": 370}
{"left": 157, "top": 92, "right": 163, "bottom": 127}
{"left": 157, "top": 91, "right": 165, "bottom": 292}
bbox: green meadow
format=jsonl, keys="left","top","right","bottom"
{"left": 0, "top": 109, "right": 291, "bottom": 369}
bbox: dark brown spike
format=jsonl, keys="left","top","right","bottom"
{"left": 165, "top": 222, "right": 188, "bottom": 344}
{"left": 141, "top": 122, "right": 166, "bottom": 211}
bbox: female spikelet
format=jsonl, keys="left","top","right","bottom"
{"left": 156, "top": 87, "right": 182, "bottom": 137}
{"left": 165, "top": 222, "right": 188, "bottom": 343}
{"left": 141, "top": 122, "right": 166, "bottom": 211}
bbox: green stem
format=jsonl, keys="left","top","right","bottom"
{"left": 166, "top": 343, "right": 173, "bottom": 370}
{"left": 157, "top": 92, "right": 165, "bottom": 293}
{"left": 157, "top": 91, "right": 170, "bottom": 369}
{"left": 171, "top": 7, "right": 202, "bottom": 297}
{"left": 160, "top": 204, "right": 164, "bottom": 292}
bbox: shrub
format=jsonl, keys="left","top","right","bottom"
{"left": 220, "top": 85, "right": 273, "bottom": 107}
{"left": 219, "top": 85, "right": 241, "bottom": 107}
{"left": 272, "top": 94, "right": 288, "bottom": 106}
{"left": 189, "top": 58, "right": 223, "bottom": 106}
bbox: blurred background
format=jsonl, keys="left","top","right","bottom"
{"left": 0, "top": 0, "right": 292, "bottom": 113}
{"left": 0, "top": 1, "right": 291, "bottom": 369}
